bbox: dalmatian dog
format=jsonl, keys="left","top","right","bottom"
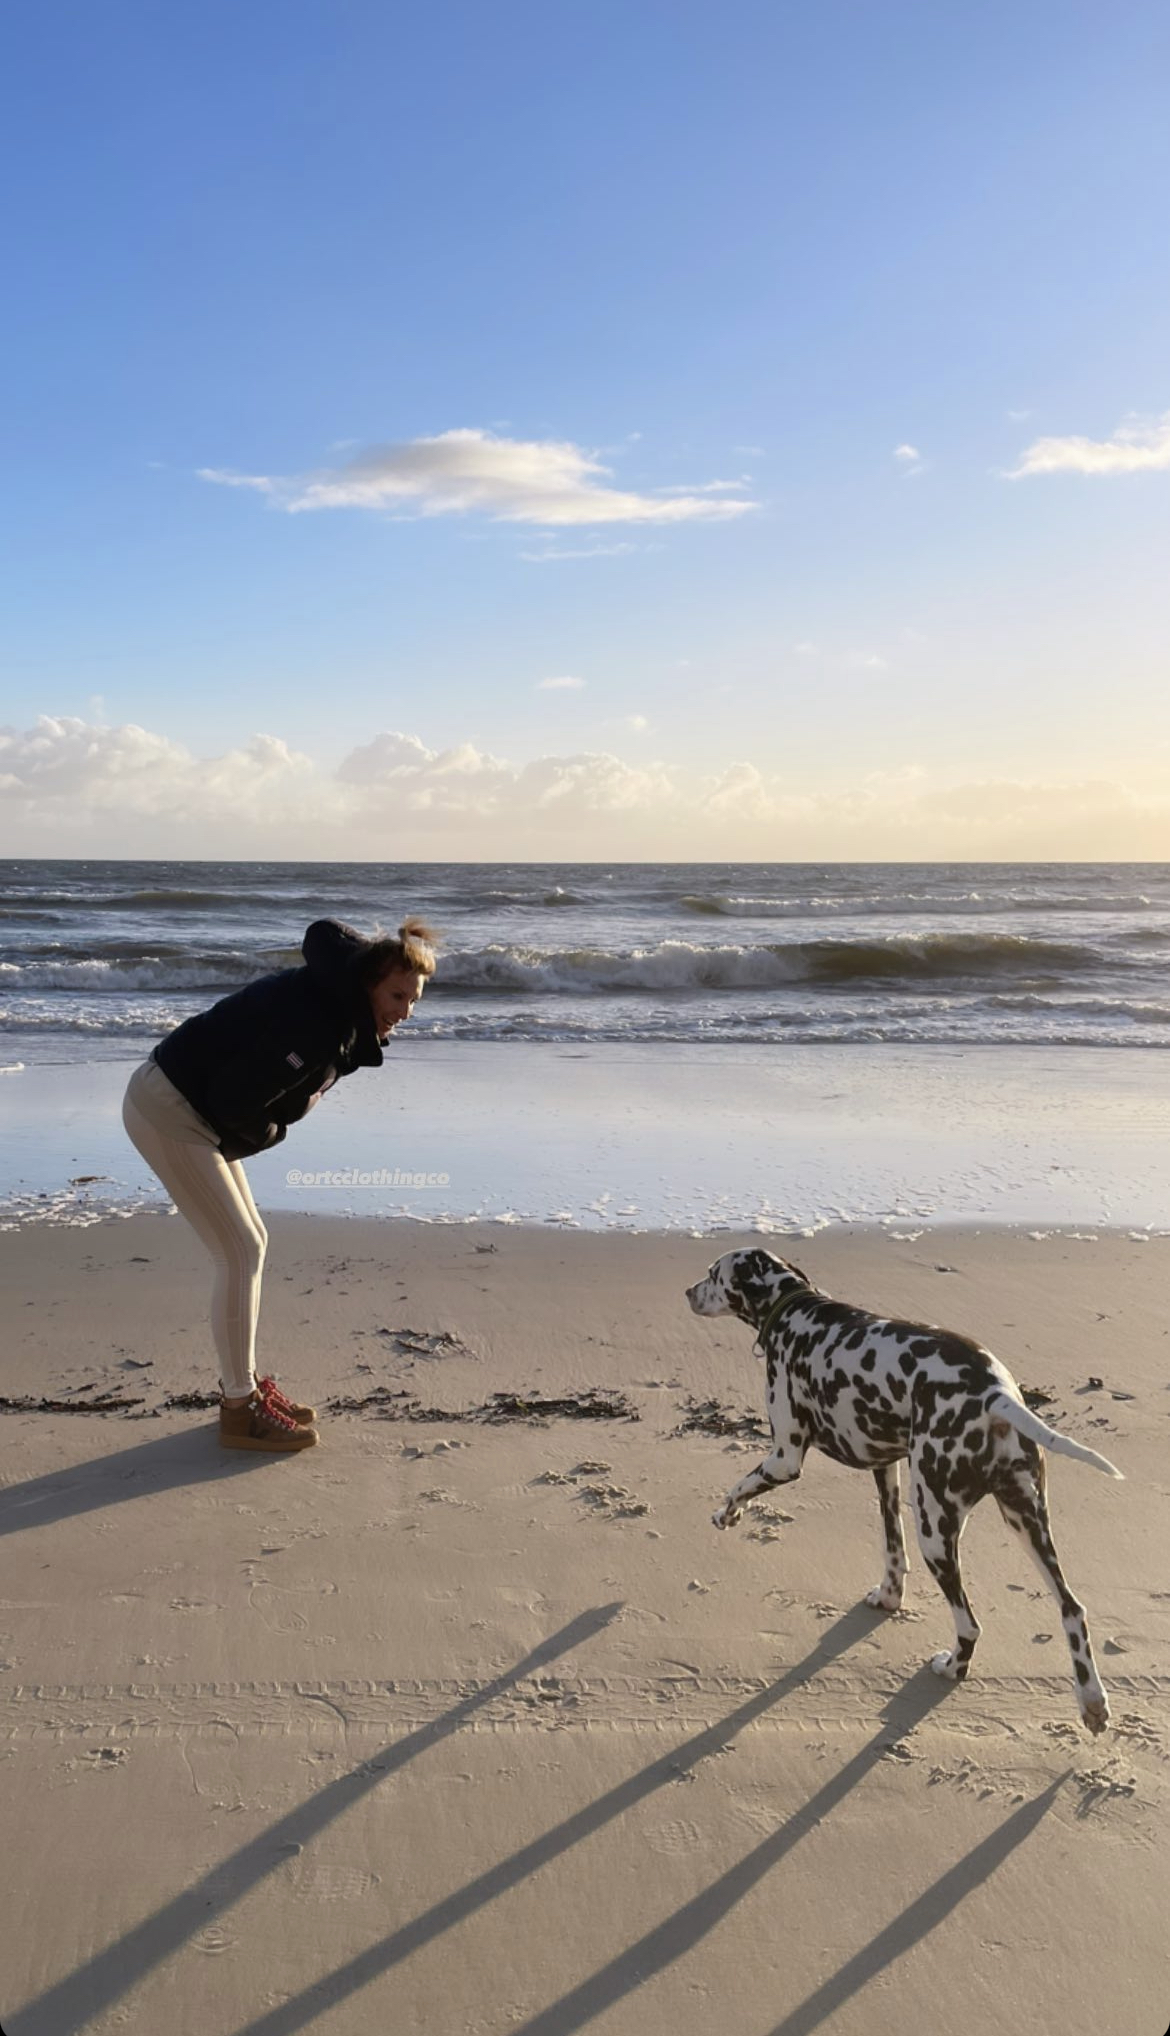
{"left": 686, "top": 1249, "right": 1122, "bottom": 1734}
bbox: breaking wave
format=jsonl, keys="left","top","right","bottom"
{"left": 680, "top": 889, "right": 1156, "bottom": 919}
{"left": 436, "top": 933, "right": 1103, "bottom": 994}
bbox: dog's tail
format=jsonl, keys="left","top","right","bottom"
{"left": 990, "top": 1393, "right": 1124, "bottom": 1479}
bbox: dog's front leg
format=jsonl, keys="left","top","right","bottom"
{"left": 714, "top": 1440, "right": 804, "bottom": 1529}
{"left": 865, "top": 1462, "right": 909, "bottom": 1611}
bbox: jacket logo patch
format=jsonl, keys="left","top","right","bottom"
{"left": 286, "top": 1051, "right": 304, "bottom": 1069}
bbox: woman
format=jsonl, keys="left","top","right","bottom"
{"left": 122, "top": 916, "right": 438, "bottom": 1453}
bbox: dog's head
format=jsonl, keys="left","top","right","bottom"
{"left": 685, "top": 1248, "right": 812, "bottom": 1332}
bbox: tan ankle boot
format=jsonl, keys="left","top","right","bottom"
{"left": 219, "top": 1392, "right": 319, "bottom": 1452}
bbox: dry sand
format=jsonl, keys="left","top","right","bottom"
{"left": 1, "top": 1215, "right": 1167, "bottom": 2035}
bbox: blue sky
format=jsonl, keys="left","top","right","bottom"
{"left": 2, "top": 0, "right": 1168, "bottom": 857}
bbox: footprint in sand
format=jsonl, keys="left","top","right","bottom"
{"left": 498, "top": 1585, "right": 548, "bottom": 1613}
{"left": 728, "top": 1793, "right": 780, "bottom": 1838}
{"left": 283, "top": 1862, "right": 380, "bottom": 1900}
{"left": 249, "top": 1583, "right": 309, "bottom": 1632}
{"left": 643, "top": 1819, "right": 709, "bottom": 1856}
{"left": 181, "top": 1723, "right": 244, "bottom": 1809}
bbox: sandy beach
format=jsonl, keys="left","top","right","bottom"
{"left": 2, "top": 1213, "right": 1166, "bottom": 2035}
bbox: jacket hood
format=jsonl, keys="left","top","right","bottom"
{"left": 302, "top": 918, "right": 370, "bottom": 988}
{"left": 302, "top": 920, "right": 383, "bottom": 1063}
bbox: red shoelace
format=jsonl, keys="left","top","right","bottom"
{"left": 253, "top": 1377, "right": 301, "bottom": 1429}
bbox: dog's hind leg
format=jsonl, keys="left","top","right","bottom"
{"left": 865, "top": 1463, "right": 908, "bottom": 1611}
{"left": 995, "top": 1454, "right": 1110, "bottom": 1735}
{"left": 909, "top": 1460, "right": 981, "bottom": 1681}
{"left": 713, "top": 1439, "right": 805, "bottom": 1530}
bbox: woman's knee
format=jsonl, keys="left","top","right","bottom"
{"left": 218, "top": 1223, "right": 265, "bottom": 1286}
{"left": 243, "top": 1226, "right": 267, "bottom": 1279}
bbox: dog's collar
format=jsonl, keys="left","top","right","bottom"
{"left": 755, "top": 1284, "right": 816, "bottom": 1346}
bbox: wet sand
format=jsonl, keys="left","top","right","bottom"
{"left": 5, "top": 1039, "right": 1170, "bottom": 1235}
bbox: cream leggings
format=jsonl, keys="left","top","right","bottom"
{"left": 122, "top": 1059, "right": 267, "bottom": 1399}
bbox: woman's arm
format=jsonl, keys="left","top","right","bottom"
{"left": 204, "top": 1032, "right": 334, "bottom": 1147}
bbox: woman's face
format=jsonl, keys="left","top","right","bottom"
{"left": 368, "top": 967, "right": 426, "bottom": 1044}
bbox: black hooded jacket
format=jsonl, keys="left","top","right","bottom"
{"left": 152, "top": 921, "right": 384, "bottom": 1162}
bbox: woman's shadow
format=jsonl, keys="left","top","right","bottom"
{"left": 0, "top": 1424, "right": 279, "bottom": 1541}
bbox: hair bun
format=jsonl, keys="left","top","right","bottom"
{"left": 353, "top": 917, "right": 440, "bottom": 986}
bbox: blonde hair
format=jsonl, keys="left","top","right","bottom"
{"left": 355, "top": 917, "right": 440, "bottom": 985}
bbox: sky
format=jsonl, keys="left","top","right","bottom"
{"left": 2, "top": 0, "right": 1169, "bottom": 860}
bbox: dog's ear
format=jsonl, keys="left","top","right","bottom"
{"left": 735, "top": 1250, "right": 779, "bottom": 1304}
{"left": 737, "top": 1249, "right": 776, "bottom": 1272}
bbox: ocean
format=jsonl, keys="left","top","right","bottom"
{"left": 2, "top": 858, "right": 1169, "bottom": 1069}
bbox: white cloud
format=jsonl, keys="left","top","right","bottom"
{"left": 701, "top": 761, "right": 771, "bottom": 819}
{"left": 1008, "top": 410, "right": 1170, "bottom": 478}
{"left": 656, "top": 478, "right": 751, "bottom": 495}
{"left": 334, "top": 731, "right": 502, "bottom": 786}
{"left": 197, "top": 467, "right": 276, "bottom": 494}
{"left": 792, "top": 641, "right": 819, "bottom": 656}
{"left": 199, "top": 428, "right": 759, "bottom": 528}
{"left": 893, "top": 443, "right": 926, "bottom": 478}
{"left": 622, "top": 714, "right": 650, "bottom": 731}
{"left": 536, "top": 675, "right": 586, "bottom": 691}
{"left": 3, "top": 715, "right": 1167, "bottom": 859}
{"left": 519, "top": 541, "right": 640, "bottom": 562}
{"left": 0, "top": 716, "right": 318, "bottom": 828}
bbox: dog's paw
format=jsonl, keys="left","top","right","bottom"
{"left": 1080, "top": 1690, "right": 1110, "bottom": 1737}
{"left": 929, "top": 1649, "right": 963, "bottom": 1681}
{"left": 865, "top": 1584, "right": 904, "bottom": 1614}
{"left": 712, "top": 1503, "right": 740, "bottom": 1531}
